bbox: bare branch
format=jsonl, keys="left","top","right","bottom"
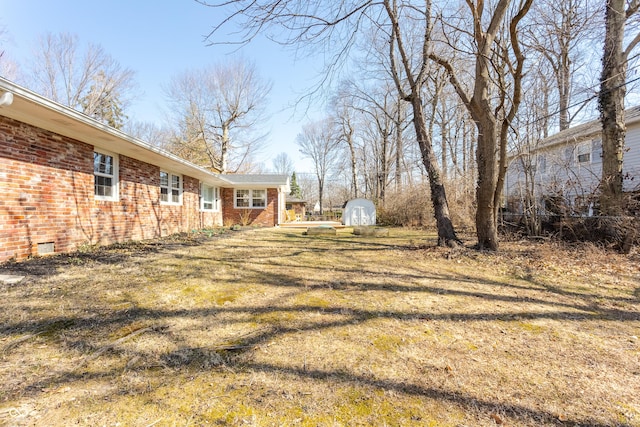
{"left": 427, "top": 53, "right": 471, "bottom": 107}
{"left": 623, "top": 30, "right": 640, "bottom": 58}
{"left": 165, "top": 58, "right": 271, "bottom": 172}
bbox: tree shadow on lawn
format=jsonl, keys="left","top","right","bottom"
{"left": 2, "top": 298, "right": 633, "bottom": 427}
{"left": 215, "top": 250, "right": 640, "bottom": 319}
{"left": 5, "top": 235, "right": 637, "bottom": 337}
{"left": 2, "top": 230, "right": 639, "bottom": 425}
{"left": 231, "top": 229, "right": 640, "bottom": 307}
{"left": 6, "top": 353, "right": 623, "bottom": 426}
{"left": 215, "top": 236, "right": 412, "bottom": 259}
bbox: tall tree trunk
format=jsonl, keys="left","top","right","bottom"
{"left": 541, "top": 73, "right": 551, "bottom": 139}
{"left": 380, "top": 131, "right": 388, "bottom": 202}
{"left": 383, "top": 0, "right": 459, "bottom": 247}
{"left": 464, "top": 29, "right": 502, "bottom": 251}
{"left": 346, "top": 132, "right": 359, "bottom": 198}
{"left": 599, "top": 0, "right": 628, "bottom": 215}
{"left": 429, "top": 0, "right": 531, "bottom": 251}
{"left": 394, "top": 103, "right": 403, "bottom": 191}
{"left": 557, "top": 1, "right": 574, "bottom": 131}
{"left": 341, "top": 116, "right": 359, "bottom": 199}
{"left": 412, "top": 98, "right": 460, "bottom": 246}
{"left": 440, "top": 101, "right": 448, "bottom": 181}
{"left": 473, "top": 114, "right": 500, "bottom": 251}
{"left": 221, "top": 124, "right": 230, "bottom": 173}
{"left": 558, "top": 51, "right": 571, "bottom": 131}
{"left": 318, "top": 178, "right": 324, "bottom": 215}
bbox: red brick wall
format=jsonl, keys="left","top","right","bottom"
{"left": 0, "top": 116, "right": 222, "bottom": 262}
{"left": 221, "top": 187, "right": 280, "bottom": 226}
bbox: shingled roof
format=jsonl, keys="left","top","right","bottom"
{"left": 221, "top": 174, "right": 290, "bottom": 190}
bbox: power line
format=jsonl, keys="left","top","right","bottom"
{"left": 527, "top": 74, "right": 640, "bottom": 128}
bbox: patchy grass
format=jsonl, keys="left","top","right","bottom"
{"left": 0, "top": 227, "right": 639, "bottom": 426}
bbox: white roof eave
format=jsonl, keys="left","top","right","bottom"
{"left": 507, "top": 106, "right": 640, "bottom": 159}
{"left": 0, "top": 77, "right": 230, "bottom": 186}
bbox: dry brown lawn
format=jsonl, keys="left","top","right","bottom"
{"left": 0, "top": 227, "right": 639, "bottom": 426}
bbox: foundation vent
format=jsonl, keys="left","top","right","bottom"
{"left": 37, "top": 242, "right": 55, "bottom": 255}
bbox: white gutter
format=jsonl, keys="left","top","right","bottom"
{"left": 0, "top": 77, "right": 231, "bottom": 186}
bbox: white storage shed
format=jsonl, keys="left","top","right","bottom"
{"left": 343, "top": 198, "right": 376, "bottom": 226}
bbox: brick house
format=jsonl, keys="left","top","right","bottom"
{"left": 0, "top": 77, "right": 289, "bottom": 262}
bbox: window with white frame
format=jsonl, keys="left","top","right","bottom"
{"left": 201, "top": 184, "right": 220, "bottom": 211}
{"left": 576, "top": 141, "right": 591, "bottom": 164}
{"left": 252, "top": 189, "right": 266, "bottom": 207}
{"left": 94, "top": 150, "right": 118, "bottom": 201}
{"left": 160, "top": 171, "right": 182, "bottom": 204}
{"left": 234, "top": 189, "right": 267, "bottom": 208}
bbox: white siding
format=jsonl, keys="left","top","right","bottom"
{"left": 505, "top": 109, "right": 640, "bottom": 215}
{"left": 623, "top": 122, "right": 640, "bottom": 192}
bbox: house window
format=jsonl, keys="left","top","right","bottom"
{"left": 235, "top": 189, "right": 267, "bottom": 209}
{"left": 252, "top": 189, "right": 266, "bottom": 207}
{"left": 574, "top": 195, "right": 595, "bottom": 217}
{"left": 160, "top": 171, "right": 182, "bottom": 205}
{"left": 576, "top": 142, "right": 591, "bottom": 164}
{"left": 201, "top": 184, "right": 220, "bottom": 211}
{"left": 94, "top": 150, "right": 118, "bottom": 201}
{"left": 537, "top": 154, "right": 547, "bottom": 174}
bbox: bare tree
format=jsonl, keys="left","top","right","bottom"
{"left": 165, "top": 58, "right": 272, "bottom": 173}
{"left": 27, "top": 32, "right": 136, "bottom": 128}
{"left": 200, "top": 0, "right": 462, "bottom": 246}
{"left": 506, "top": 62, "right": 560, "bottom": 234}
{"left": 0, "top": 25, "right": 5, "bottom": 59}
{"left": 296, "top": 172, "right": 317, "bottom": 206}
{"left": 296, "top": 119, "right": 341, "bottom": 214}
{"left": 0, "top": 57, "right": 18, "bottom": 81}
{"left": 355, "top": 100, "right": 392, "bottom": 202}
{"left": 272, "top": 152, "right": 295, "bottom": 175}
{"left": 0, "top": 26, "right": 19, "bottom": 81}
{"left": 337, "top": 78, "right": 412, "bottom": 202}
{"left": 334, "top": 81, "right": 389, "bottom": 202}
{"left": 598, "top": 0, "right": 640, "bottom": 215}
{"left": 526, "top": 0, "right": 599, "bottom": 131}
{"left": 330, "top": 84, "right": 360, "bottom": 199}
{"left": 429, "top": 0, "right": 533, "bottom": 250}
{"left": 374, "top": 0, "right": 461, "bottom": 245}
{"left": 124, "top": 121, "right": 172, "bottom": 150}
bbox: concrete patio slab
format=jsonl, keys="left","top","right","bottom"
{"left": 0, "top": 274, "right": 26, "bottom": 285}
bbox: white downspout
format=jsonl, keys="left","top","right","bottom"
{"left": 0, "top": 92, "right": 14, "bottom": 107}
{"left": 277, "top": 188, "right": 282, "bottom": 226}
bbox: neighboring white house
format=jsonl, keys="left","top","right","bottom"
{"left": 504, "top": 106, "right": 640, "bottom": 216}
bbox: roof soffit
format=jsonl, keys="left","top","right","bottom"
{"left": 0, "top": 78, "right": 228, "bottom": 186}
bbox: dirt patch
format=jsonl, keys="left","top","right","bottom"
{"left": 1, "top": 228, "right": 639, "bottom": 426}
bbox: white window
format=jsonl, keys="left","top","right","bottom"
{"left": 94, "top": 150, "right": 118, "bottom": 201}
{"left": 537, "top": 154, "right": 547, "bottom": 174}
{"left": 160, "top": 171, "right": 182, "bottom": 205}
{"left": 235, "top": 189, "right": 267, "bottom": 209}
{"left": 576, "top": 142, "right": 591, "bottom": 164}
{"left": 201, "top": 184, "right": 220, "bottom": 211}
{"left": 252, "top": 189, "right": 266, "bottom": 207}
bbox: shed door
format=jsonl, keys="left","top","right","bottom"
{"left": 351, "top": 206, "right": 370, "bottom": 225}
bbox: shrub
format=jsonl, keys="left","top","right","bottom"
{"left": 377, "top": 181, "right": 475, "bottom": 231}
{"left": 377, "top": 184, "right": 434, "bottom": 227}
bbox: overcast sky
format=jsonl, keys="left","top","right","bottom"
{"left": 0, "top": 0, "right": 324, "bottom": 172}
